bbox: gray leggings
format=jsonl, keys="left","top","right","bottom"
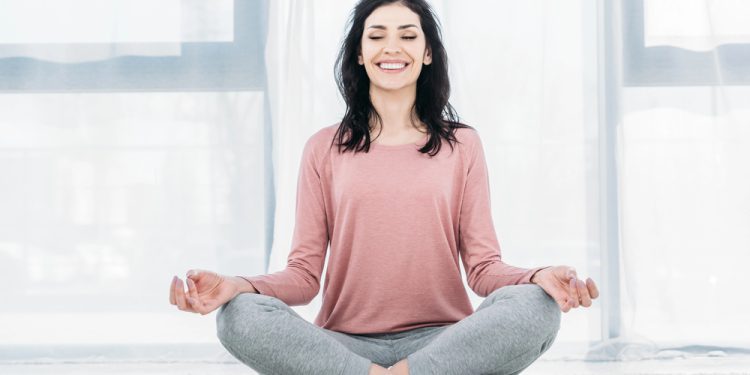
{"left": 216, "top": 284, "right": 561, "bottom": 375}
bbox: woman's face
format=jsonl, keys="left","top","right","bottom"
{"left": 358, "top": 3, "right": 432, "bottom": 93}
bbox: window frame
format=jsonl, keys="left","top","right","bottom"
{"left": 623, "top": 0, "right": 750, "bottom": 86}
{"left": 0, "top": 0, "right": 267, "bottom": 92}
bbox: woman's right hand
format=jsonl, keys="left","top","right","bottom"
{"left": 169, "top": 269, "right": 245, "bottom": 315}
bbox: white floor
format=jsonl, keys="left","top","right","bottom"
{"left": 1, "top": 357, "right": 750, "bottom": 375}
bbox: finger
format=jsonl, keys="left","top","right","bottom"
{"left": 562, "top": 300, "right": 573, "bottom": 313}
{"left": 172, "top": 276, "right": 184, "bottom": 308}
{"left": 187, "top": 296, "right": 207, "bottom": 315}
{"left": 185, "top": 278, "right": 206, "bottom": 314}
{"left": 561, "top": 299, "right": 571, "bottom": 313}
{"left": 552, "top": 287, "right": 573, "bottom": 313}
{"left": 567, "top": 267, "right": 577, "bottom": 280}
{"left": 169, "top": 276, "right": 177, "bottom": 305}
{"left": 187, "top": 278, "right": 200, "bottom": 301}
{"left": 586, "top": 278, "right": 600, "bottom": 299}
{"left": 187, "top": 269, "right": 214, "bottom": 281}
{"left": 186, "top": 269, "right": 202, "bottom": 280}
{"left": 576, "top": 279, "right": 593, "bottom": 307}
{"left": 552, "top": 294, "right": 568, "bottom": 312}
{"left": 174, "top": 278, "right": 193, "bottom": 312}
{"left": 568, "top": 277, "right": 580, "bottom": 308}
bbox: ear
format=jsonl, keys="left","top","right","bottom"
{"left": 423, "top": 47, "right": 432, "bottom": 65}
{"left": 358, "top": 54, "right": 364, "bottom": 65}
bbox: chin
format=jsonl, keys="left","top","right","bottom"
{"left": 372, "top": 81, "right": 417, "bottom": 92}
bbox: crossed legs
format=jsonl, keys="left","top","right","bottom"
{"left": 216, "top": 284, "right": 560, "bottom": 375}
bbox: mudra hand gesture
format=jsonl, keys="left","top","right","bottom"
{"left": 169, "top": 270, "right": 245, "bottom": 315}
{"left": 531, "top": 266, "right": 600, "bottom": 313}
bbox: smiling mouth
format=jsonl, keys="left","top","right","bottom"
{"left": 376, "top": 62, "right": 409, "bottom": 73}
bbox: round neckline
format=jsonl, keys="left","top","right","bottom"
{"left": 370, "top": 132, "right": 429, "bottom": 150}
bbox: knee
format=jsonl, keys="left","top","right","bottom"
{"left": 522, "top": 284, "right": 562, "bottom": 338}
{"left": 489, "top": 284, "right": 561, "bottom": 338}
{"left": 216, "top": 292, "right": 270, "bottom": 347}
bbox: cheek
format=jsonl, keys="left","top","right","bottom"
{"left": 410, "top": 64, "right": 424, "bottom": 78}
{"left": 409, "top": 44, "right": 428, "bottom": 62}
{"left": 360, "top": 41, "right": 376, "bottom": 59}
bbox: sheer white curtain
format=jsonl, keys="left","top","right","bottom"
{"left": 0, "top": 0, "right": 266, "bottom": 361}
{"left": 610, "top": 0, "right": 750, "bottom": 358}
{"left": 263, "top": 0, "right": 356, "bottom": 323}
{"left": 433, "top": 0, "right": 600, "bottom": 359}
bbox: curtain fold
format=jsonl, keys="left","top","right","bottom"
{"left": 586, "top": 0, "right": 750, "bottom": 361}
{"left": 0, "top": 0, "right": 267, "bottom": 354}
{"left": 264, "top": 0, "right": 352, "bottom": 323}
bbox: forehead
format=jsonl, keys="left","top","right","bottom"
{"left": 364, "top": 3, "right": 422, "bottom": 29}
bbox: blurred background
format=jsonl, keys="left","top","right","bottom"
{"left": 0, "top": 0, "right": 748, "bottom": 371}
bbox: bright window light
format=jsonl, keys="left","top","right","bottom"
{"left": 0, "top": 0, "right": 233, "bottom": 44}
{"left": 645, "top": 0, "right": 750, "bottom": 51}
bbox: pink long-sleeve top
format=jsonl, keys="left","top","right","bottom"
{"left": 244, "top": 123, "right": 548, "bottom": 334}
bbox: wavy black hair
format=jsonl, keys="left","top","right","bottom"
{"left": 331, "top": 0, "right": 471, "bottom": 156}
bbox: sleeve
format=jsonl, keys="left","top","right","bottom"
{"left": 458, "top": 130, "right": 550, "bottom": 297}
{"left": 241, "top": 135, "right": 329, "bottom": 306}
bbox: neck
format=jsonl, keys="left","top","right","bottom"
{"left": 368, "top": 84, "right": 423, "bottom": 134}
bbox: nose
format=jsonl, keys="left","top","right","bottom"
{"left": 383, "top": 39, "right": 401, "bottom": 54}
{"left": 383, "top": 46, "right": 401, "bottom": 55}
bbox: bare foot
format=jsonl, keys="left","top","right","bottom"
{"left": 369, "top": 363, "right": 389, "bottom": 375}
{"left": 389, "top": 358, "right": 409, "bottom": 375}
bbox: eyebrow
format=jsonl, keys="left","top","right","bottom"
{"left": 367, "top": 24, "right": 419, "bottom": 30}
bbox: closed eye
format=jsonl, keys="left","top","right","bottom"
{"left": 368, "top": 36, "right": 417, "bottom": 40}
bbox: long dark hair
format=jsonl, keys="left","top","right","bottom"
{"left": 331, "top": 0, "right": 471, "bottom": 156}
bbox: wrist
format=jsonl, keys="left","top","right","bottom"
{"left": 530, "top": 267, "right": 547, "bottom": 284}
{"left": 232, "top": 276, "right": 259, "bottom": 294}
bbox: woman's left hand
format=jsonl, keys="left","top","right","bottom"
{"left": 531, "top": 266, "right": 599, "bottom": 313}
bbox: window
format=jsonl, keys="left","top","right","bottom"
{"left": 623, "top": 0, "right": 750, "bottom": 86}
{"left": 0, "top": 0, "right": 267, "bottom": 91}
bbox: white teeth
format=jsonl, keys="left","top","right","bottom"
{"left": 379, "top": 62, "right": 406, "bottom": 70}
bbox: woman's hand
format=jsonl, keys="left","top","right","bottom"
{"left": 169, "top": 269, "right": 242, "bottom": 315}
{"left": 531, "top": 266, "right": 599, "bottom": 313}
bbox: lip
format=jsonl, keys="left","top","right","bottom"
{"left": 376, "top": 59, "right": 410, "bottom": 64}
{"left": 375, "top": 60, "right": 410, "bottom": 73}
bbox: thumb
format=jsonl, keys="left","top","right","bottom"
{"left": 186, "top": 269, "right": 210, "bottom": 279}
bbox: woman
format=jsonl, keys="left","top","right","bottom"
{"left": 169, "top": 0, "right": 599, "bottom": 374}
